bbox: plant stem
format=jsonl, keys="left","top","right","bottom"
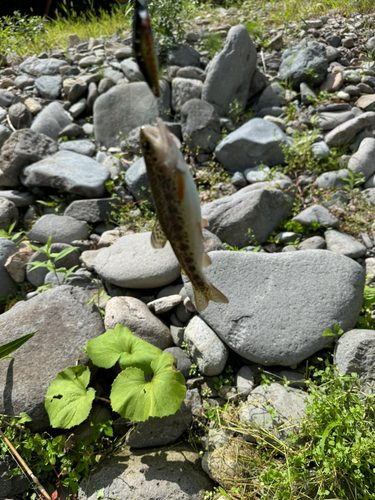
{"left": 95, "top": 396, "right": 111, "bottom": 404}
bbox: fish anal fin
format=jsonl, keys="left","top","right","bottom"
{"left": 176, "top": 171, "right": 185, "bottom": 201}
{"left": 192, "top": 280, "right": 228, "bottom": 313}
{"left": 151, "top": 220, "right": 167, "bottom": 249}
{"left": 201, "top": 218, "right": 209, "bottom": 228}
{"left": 202, "top": 252, "right": 212, "bottom": 268}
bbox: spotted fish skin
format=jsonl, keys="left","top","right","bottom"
{"left": 133, "top": 0, "right": 161, "bottom": 98}
{"left": 140, "top": 119, "right": 228, "bottom": 312}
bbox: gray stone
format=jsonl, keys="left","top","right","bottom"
{"left": 325, "top": 111, "right": 375, "bottom": 147}
{"left": 0, "top": 125, "right": 11, "bottom": 150}
{"left": 0, "top": 238, "right": 17, "bottom": 299}
{"left": 68, "top": 81, "right": 88, "bottom": 103}
{"left": 94, "top": 82, "right": 158, "bottom": 148}
{"left": 253, "top": 85, "right": 284, "bottom": 111}
{"left": 292, "top": 205, "right": 339, "bottom": 228}
{"left": 19, "top": 55, "right": 67, "bottom": 76}
{"left": 334, "top": 329, "right": 375, "bottom": 389}
{"left": 202, "top": 25, "right": 257, "bottom": 115}
{"left": 215, "top": 118, "right": 289, "bottom": 172}
{"left": 235, "top": 365, "right": 254, "bottom": 396}
{"left": 176, "top": 66, "right": 205, "bottom": 81}
{"left": 279, "top": 42, "right": 328, "bottom": 89}
{"left": 94, "top": 232, "right": 180, "bottom": 288}
{"left": 315, "top": 169, "right": 348, "bottom": 189}
{"left": 163, "top": 347, "right": 192, "bottom": 378}
{"left": 326, "top": 45, "right": 338, "bottom": 62}
{"left": 26, "top": 243, "right": 80, "bottom": 287}
{"left": 201, "top": 187, "right": 295, "bottom": 247}
{"left": 21, "top": 151, "right": 109, "bottom": 198}
{"left": 231, "top": 171, "right": 247, "bottom": 188}
{"left": 31, "top": 101, "right": 72, "bottom": 141}
{"left": 240, "top": 383, "right": 308, "bottom": 438}
{"left": 170, "top": 325, "right": 184, "bottom": 347}
{"left": 60, "top": 139, "right": 96, "bottom": 157}
{"left": 0, "top": 198, "right": 18, "bottom": 231}
{"left": 79, "top": 55, "right": 103, "bottom": 68}
{"left": 69, "top": 98, "right": 87, "bottom": 118}
{"left": 348, "top": 137, "right": 375, "bottom": 181}
{"left": 98, "top": 77, "right": 116, "bottom": 95}
{"left": 311, "top": 141, "right": 330, "bottom": 159}
{"left": 80, "top": 248, "right": 104, "bottom": 271}
{"left": 0, "top": 89, "right": 14, "bottom": 107}
{"left": 245, "top": 165, "right": 270, "bottom": 183}
{"left": 0, "top": 129, "right": 58, "bottom": 187}
{"left": 60, "top": 123, "right": 85, "bottom": 139}
{"left": 114, "top": 46, "right": 134, "bottom": 60}
{"left": 27, "top": 214, "right": 89, "bottom": 244}
{"left": 0, "top": 455, "right": 28, "bottom": 497}
{"left": 167, "top": 44, "right": 201, "bottom": 67}
{"left": 64, "top": 198, "right": 116, "bottom": 223}
{"left": 158, "top": 79, "right": 172, "bottom": 121}
{"left": 148, "top": 295, "right": 182, "bottom": 314}
{"left": 325, "top": 229, "right": 366, "bottom": 258}
{"left": 35, "top": 75, "right": 62, "bottom": 99}
{"left": 0, "top": 190, "right": 34, "bottom": 207}
{"left": 86, "top": 81, "right": 98, "bottom": 114}
{"left": 363, "top": 188, "right": 375, "bottom": 206}
{"left": 316, "top": 110, "right": 355, "bottom": 130}
{"left": 77, "top": 443, "right": 213, "bottom": 500}
{"left": 104, "top": 296, "right": 173, "bottom": 349}
{"left": 343, "top": 70, "right": 361, "bottom": 85}
{"left": 364, "top": 172, "right": 375, "bottom": 189}
{"left": 0, "top": 285, "right": 104, "bottom": 431}
{"left": 8, "top": 103, "right": 32, "bottom": 130}
{"left": 183, "top": 250, "right": 364, "bottom": 365}
{"left": 355, "top": 94, "right": 375, "bottom": 111}
{"left": 14, "top": 74, "right": 35, "bottom": 89}
{"left": 120, "top": 58, "right": 144, "bottom": 81}
{"left": 184, "top": 316, "right": 228, "bottom": 376}
{"left": 171, "top": 78, "right": 203, "bottom": 112}
{"left": 180, "top": 98, "right": 220, "bottom": 153}
{"left": 297, "top": 236, "right": 326, "bottom": 250}
{"left": 124, "top": 157, "right": 151, "bottom": 201}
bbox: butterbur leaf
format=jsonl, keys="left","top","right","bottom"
{"left": 110, "top": 352, "right": 186, "bottom": 422}
{"left": 86, "top": 324, "right": 162, "bottom": 374}
{"left": 45, "top": 366, "right": 96, "bottom": 429}
{"left": 0, "top": 332, "right": 37, "bottom": 359}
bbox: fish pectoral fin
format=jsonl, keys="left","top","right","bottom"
{"left": 181, "top": 268, "right": 186, "bottom": 275}
{"left": 202, "top": 252, "right": 212, "bottom": 268}
{"left": 151, "top": 219, "right": 168, "bottom": 248}
{"left": 201, "top": 218, "right": 209, "bottom": 228}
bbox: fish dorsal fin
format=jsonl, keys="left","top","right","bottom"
{"left": 202, "top": 252, "right": 212, "bottom": 268}
{"left": 151, "top": 219, "right": 167, "bottom": 248}
{"left": 201, "top": 218, "right": 209, "bottom": 228}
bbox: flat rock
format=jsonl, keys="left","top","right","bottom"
{"left": 215, "top": 118, "right": 289, "bottom": 172}
{"left": 77, "top": 443, "right": 213, "bottom": 500}
{"left": 297, "top": 236, "right": 326, "bottom": 250}
{"left": 355, "top": 94, "right": 375, "bottom": 111}
{"left": 104, "top": 296, "right": 173, "bottom": 349}
{"left": 64, "top": 198, "right": 116, "bottom": 223}
{"left": 316, "top": 110, "right": 355, "bottom": 130}
{"left": 21, "top": 150, "right": 109, "bottom": 198}
{"left": 315, "top": 168, "right": 348, "bottom": 189}
{"left": 94, "top": 82, "right": 158, "bottom": 148}
{"left": 183, "top": 250, "right": 364, "bottom": 365}
{"left": 325, "top": 230, "right": 366, "bottom": 259}
{"left": 202, "top": 25, "right": 257, "bottom": 115}
{"left": 325, "top": 111, "right": 375, "bottom": 147}
{"left": 19, "top": 55, "right": 67, "bottom": 76}
{"left": 348, "top": 137, "right": 375, "bottom": 181}
{"left": 0, "top": 238, "right": 17, "bottom": 299}
{"left": 27, "top": 214, "right": 89, "bottom": 244}
{"left": 0, "top": 129, "right": 58, "bottom": 188}
{"left": 94, "top": 232, "right": 180, "bottom": 288}
{"left": 0, "top": 190, "right": 34, "bottom": 207}
{"left": 292, "top": 205, "right": 339, "bottom": 228}
{"left": 60, "top": 139, "right": 96, "bottom": 157}
{"left": 184, "top": 316, "right": 228, "bottom": 376}
{"left": 31, "top": 101, "right": 72, "bottom": 141}
{"left": 201, "top": 187, "right": 295, "bottom": 247}
{"left": 334, "top": 329, "right": 375, "bottom": 388}
{"left": 0, "top": 286, "right": 104, "bottom": 431}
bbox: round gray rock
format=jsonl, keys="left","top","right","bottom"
{"left": 325, "top": 229, "right": 367, "bottom": 259}
{"left": 292, "top": 204, "right": 339, "bottom": 228}
{"left": 0, "top": 238, "right": 17, "bottom": 299}
{"left": 21, "top": 150, "right": 109, "bottom": 198}
{"left": 104, "top": 296, "right": 173, "bottom": 350}
{"left": 94, "top": 232, "right": 180, "bottom": 288}
{"left": 27, "top": 214, "right": 89, "bottom": 244}
{"left": 31, "top": 102, "right": 72, "bottom": 141}
{"left": 0, "top": 198, "right": 18, "bottom": 231}
{"left": 183, "top": 250, "right": 365, "bottom": 366}
{"left": 35, "top": 75, "right": 62, "bottom": 100}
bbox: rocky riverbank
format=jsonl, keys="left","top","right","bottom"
{"left": 2, "top": 6, "right": 375, "bottom": 499}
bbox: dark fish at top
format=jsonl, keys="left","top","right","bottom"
{"left": 133, "top": 0, "right": 161, "bottom": 98}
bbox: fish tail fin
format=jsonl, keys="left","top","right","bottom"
{"left": 193, "top": 281, "right": 228, "bottom": 313}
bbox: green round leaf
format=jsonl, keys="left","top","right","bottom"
{"left": 45, "top": 366, "right": 96, "bottom": 429}
{"left": 86, "top": 324, "right": 162, "bottom": 374}
{"left": 110, "top": 353, "right": 186, "bottom": 422}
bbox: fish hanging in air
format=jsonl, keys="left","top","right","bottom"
{"left": 133, "top": 0, "right": 161, "bottom": 98}
{"left": 140, "top": 119, "right": 229, "bottom": 312}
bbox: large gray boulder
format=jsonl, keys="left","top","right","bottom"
{"left": 292, "top": 204, "right": 339, "bottom": 228}
{"left": 0, "top": 129, "right": 58, "bottom": 187}
{"left": 202, "top": 25, "right": 257, "bottom": 116}
{"left": 31, "top": 101, "right": 72, "bottom": 141}
{"left": 94, "top": 232, "right": 180, "bottom": 288}
{"left": 215, "top": 118, "right": 289, "bottom": 172}
{"left": 201, "top": 186, "right": 295, "bottom": 247}
{"left": 0, "top": 238, "right": 17, "bottom": 300}
{"left": 94, "top": 82, "right": 158, "bottom": 148}
{"left": 21, "top": 151, "right": 110, "bottom": 198}
{"left": 184, "top": 250, "right": 365, "bottom": 366}
{"left": 0, "top": 285, "right": 104, "bottom": 431}
{"left": 77, "top": 443, "right": 213, "bottom": 500}
{"left": 279, "top": 42, "right": 328, "bottom": 89}
{"left": 180, "top": 98, "right": 220, "bottom": 153}
{"left": 27, "top": 214, "right": 89, "bottom": 244}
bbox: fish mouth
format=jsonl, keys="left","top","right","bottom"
{"left": 141, "top": 118, "right": 168, "bottom": 149}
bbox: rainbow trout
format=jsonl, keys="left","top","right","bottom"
{"left": 133, "top": 0, "right": 161, "bottom": 98}
{"left": 140, "top": 119, "right": 228, "bottom": 312}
